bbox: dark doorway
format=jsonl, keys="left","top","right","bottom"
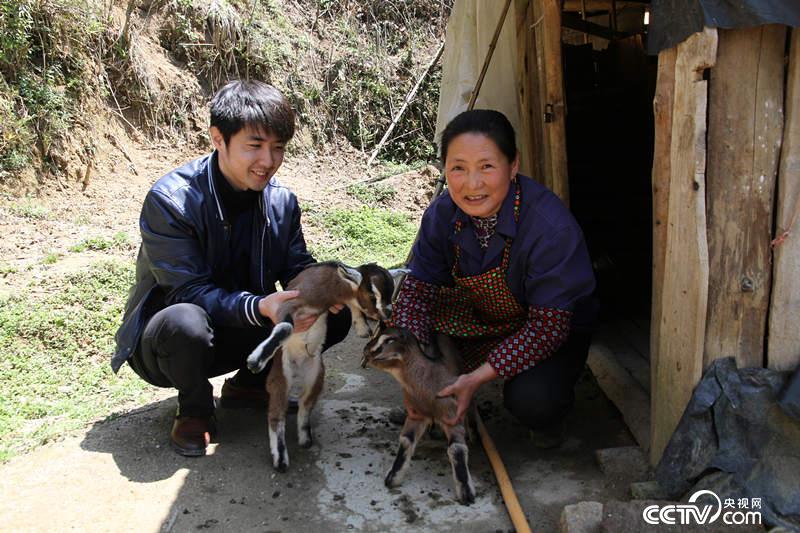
{"left": 565, "top": 36, "right": 657, "bottom": 325}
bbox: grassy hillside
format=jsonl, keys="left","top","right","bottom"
{"left": 0, "top": 0, "right": 449, "bottom": 189}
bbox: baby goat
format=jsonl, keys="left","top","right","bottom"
{"left": 247, "top": 261, "right": 402, "bottom": 471}
{"left": 361, "top": 324, "right": 476, "bottom": 505}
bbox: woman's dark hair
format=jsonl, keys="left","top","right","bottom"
{"left": 210, "top": 80, "right": 295, "bottom": 145}
{"left": 439, "top": 109, "right": 517, "bottom": 163}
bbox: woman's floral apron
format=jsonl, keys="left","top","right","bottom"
{"left": 431, "top": 181, "right": 526, "bottom": 371}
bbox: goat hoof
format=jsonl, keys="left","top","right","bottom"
{"left": 456, "top": 484, "right": 476, "bottom": 505}
{"left": 299, "top": 437, "right": 313, "bottom": 449}
{"left": 384, "top": 472, "right": 400, "bottom": 488}
{"left": 274, "top": 459, "right": 288, "bottom": 473}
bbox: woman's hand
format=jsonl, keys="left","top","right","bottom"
{"left": 437, "top": 363, "right": 498, "bottom": 426}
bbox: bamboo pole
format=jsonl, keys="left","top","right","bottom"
{"left": 405, "top": 0, "right": 515, "bottom": 265}
{"left": 476, "top": 411, "right": 533, "bottom": 533}
{"left": 468, "top": 0, "right": 513, "bottom": 109}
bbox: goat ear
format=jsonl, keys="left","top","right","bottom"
{"left": 337, "top": 265, "right": 363, "bottom": 288}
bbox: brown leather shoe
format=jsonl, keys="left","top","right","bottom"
{"left": 219, "top": 378, "right": 268, "bottom": 409}
{"left": 170, "top": 416, "right": 215, "bottom": 457}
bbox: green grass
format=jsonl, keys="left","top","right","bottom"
{"left": 346, "top": 182, "right": 397, "bottom": 207}
{"left": 0, "top": 264, "right": 18, "bottom": 276}
{"left": 6, "top": 200, "right": 49, "bottom": 219}
{"left": 0, "top": 260, "right": 155, "bottom": 461}
{"left": 69, "top": 232, "right": 131, "bottom": 253}
{"left": 42, "top": 251, "right": 61, "bottom": 265}
{"left": 307, "top": 206, "right": 416, "bottom": 268}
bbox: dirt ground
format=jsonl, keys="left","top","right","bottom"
{"left": 0, "top": 330, "right": 641, "bottom": 533}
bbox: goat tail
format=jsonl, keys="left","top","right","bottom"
{"left": 246, "top": 319, "right": 294, "bottom": 373}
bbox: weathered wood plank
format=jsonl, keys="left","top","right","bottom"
{"left": 705, "top": 26, "right": 786, "bottom": 369}
{"left": 595, "top": 324, "right": 651, "bottom": 392}
{"left": 541, "top": 0, "right": 570, "bottom": 204}
{"left": 650, "top": 46, "right": 677, "bottom": 389}
{"left": 768, "top": 29, "right": 800, "bottom": 372}
{"left": 588, "top": 342, "right": 651, "bottom": 450}
{"left": 650, "top": 28, "right": 717, "bottom": 466}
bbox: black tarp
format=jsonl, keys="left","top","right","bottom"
{"left": 648, "top": 0, "right": 800, "bottom": 54}
{"left": 655, "top": 357, "right": 800, "bottom": 530}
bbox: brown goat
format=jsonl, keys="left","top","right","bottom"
{"left": 361, "top": 324, "right": 476, "bottom": 505}
{"left": 247, "top": 261, "right": 403, "bottom": 471}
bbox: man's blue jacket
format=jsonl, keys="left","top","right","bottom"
{"left": 111, "top": 152, "right": 312, "bottom": 372}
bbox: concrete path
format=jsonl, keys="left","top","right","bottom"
{"left": 0, "top": 332, "right": 638, "bottom": 532}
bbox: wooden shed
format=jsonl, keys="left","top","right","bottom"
{"left": 436, "top": 0, "right": 800, "bottom": 465}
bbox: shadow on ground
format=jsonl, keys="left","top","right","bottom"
{"left": 1, "top": 331, "right": 641, "bottom": 532}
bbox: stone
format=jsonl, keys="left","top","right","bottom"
{"left": 559, "top": 501, "right": 603, "bottom": 533}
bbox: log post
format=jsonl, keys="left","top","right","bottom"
{"left": 650, "top": 28, "right": 717, "bottom": 466}
{"left": 649, "top": 45, "right": 677, "bottom": 421}
{"left": 541, "top": 0, "right": 569, "bottom": 205}
{"left": 768, "top": 29, "right": 800, "bottom": 372}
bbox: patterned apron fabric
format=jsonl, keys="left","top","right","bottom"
{"left": 431, "top": 181, "right": 526, "bottom": 371}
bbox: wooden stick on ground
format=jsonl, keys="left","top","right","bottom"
{"left": 475, "top": 411, "right": 533, "bottom": 533}
{"left": 366, "top": 42, "right": 445, "bottom": 167}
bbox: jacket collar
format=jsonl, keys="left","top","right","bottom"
{"left": 206, "top": 151, "right": 225, "bottom": 222}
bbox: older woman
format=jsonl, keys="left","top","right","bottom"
{"left": 391, "top": 109, "right": 596, "bottom": 446}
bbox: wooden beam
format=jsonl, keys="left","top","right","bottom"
{"left": 705, "top": 26, "right": 786, "bottom": 369}
{"left": 561, "top": 13, "right": 630, "bottom": 40}
{"left": 650, "top": 28, "right": 717, "bottom": 466}
{"left": 541, "top": 0, "right": 570, "bottom": 204}
{"left": 650, "top": 46, "right": 677, "bottom": 402}
{"left": 563, "top": 0, "right": 645, "bottom": 11}
{"left": 768, "top": 29, "right": 800, "bottom": 372}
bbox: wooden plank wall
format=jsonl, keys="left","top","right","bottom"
{"left": 769, "top": 29, "right": 800, "bottom": 371}
{"left": 650, "top": 28, "right": 717, "bottom": 465}
{"left": 705, "top": 26, "right": 786, "bottom": 369}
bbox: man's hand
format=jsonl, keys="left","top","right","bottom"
{"left": 258, "top": 290, "right": 318, "bottom": 333}
{"left": 436, "top": 363, "right": 497, "bottom": 426}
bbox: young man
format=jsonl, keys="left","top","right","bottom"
{"left": 112, "top": 80, "right": 350, "bottom": 456}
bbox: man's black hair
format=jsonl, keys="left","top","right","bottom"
{"left": 210, "top": 80, "right": 295, "bottom": 145}
{"left": 439, "top": 109, "right": 517, "bottom": 163}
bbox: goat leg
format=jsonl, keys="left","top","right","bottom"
{"left": 385, "top": 417, "right": 429, "bottom": 488}
{"left": 266, "top": 351, "right": 290, "bottom": 472}
{"left": 442, "top": 422, "right": 476, "bottom": 505}
{"left": 297, "top": 356, "right": 324, "bottom": 449}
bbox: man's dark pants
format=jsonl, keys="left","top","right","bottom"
{"left": 502, "top": 327, "right": 592, "bottom": 430}
{"left": 128, "top": 303, "right": 352, "bottom": 417}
